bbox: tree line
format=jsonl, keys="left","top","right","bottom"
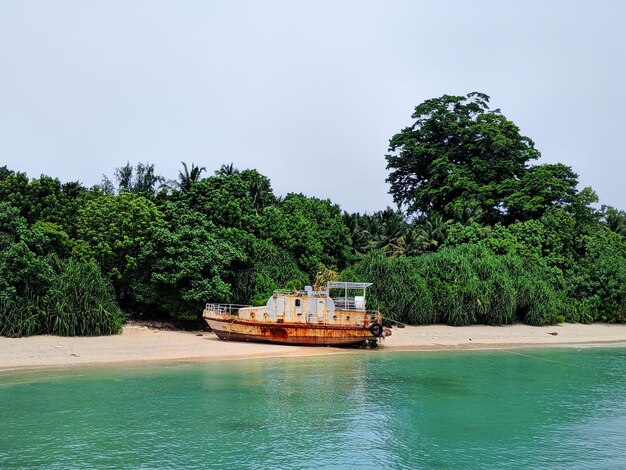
{"left": 1, "top": 92, "right": 626, "bottom": 336}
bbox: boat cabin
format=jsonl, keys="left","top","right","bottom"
{"left": 208, "top": 281, "right": 378, "bottom": 327}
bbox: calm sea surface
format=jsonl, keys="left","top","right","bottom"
{"left": 1, "top": 347, "right": 625, "bottom": 469}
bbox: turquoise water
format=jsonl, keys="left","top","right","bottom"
{"left": 1, "top": 347, "right": 625, "bottom": 469}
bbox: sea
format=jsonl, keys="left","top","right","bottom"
{"left": 1, "top": 347, "right": 625, "bottom": 469}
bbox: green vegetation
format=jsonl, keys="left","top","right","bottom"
{"left": 0, "top": 202, "right": 124, "bottom": 336}
{"left": 2, "top": 92, "right": 626, "bottom": 336}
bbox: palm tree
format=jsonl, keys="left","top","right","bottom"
{"left": 114, "top": 162, "right": 133, "bottom": 192}
{"left": 214, "top": 162, "right": 239, "bottom": 177}
{"left": 603, "top": 206, "right": 626, "bottom": 239}
{"left": 113, "top": 162, "right": 164, "bottom": 195}
{"left": 414, "top": 213, "right": 453, "bottom": 252}
{"left": 343, "top": 212, "right": 371, "bottom": 255}
{"left": 452, "top": 204, "right": 484, "bottom": 225}
{"left": 177, "top": 161, "right": 206, "bottom": 192}
{"left": 389, "top": 227, "right": 427, "bottom": 257}
{"left": 248, "top": 176, "right": 273, "bottom": 214}
{"left": 368, "top": 208, "right": 409, "bottom": 253}
{"left": 133, "top": 162, "right": 164, "bottom": 195}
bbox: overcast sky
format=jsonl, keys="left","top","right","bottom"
{"left": 1, "top": 1, "right": 624, "bottom": 213}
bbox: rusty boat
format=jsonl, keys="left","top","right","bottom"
{"left": 202, "top": 281, "right": 391, "bottom": 346}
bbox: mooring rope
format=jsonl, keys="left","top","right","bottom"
{"left": 380, "top": 315, "right": 587, "bottom": 368}
{"left": 495, "top": 347, "right": 587, "bottom": 369}
{"left": 381, "top": 316, "right": 408, "bottom": 328}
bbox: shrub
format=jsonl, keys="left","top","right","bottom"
{"left": 45, "top": 258, "right": 125, "bottom": 336}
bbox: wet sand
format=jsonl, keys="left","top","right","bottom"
{"left": 1, "top": 322, "right": 626, "bottom": 371}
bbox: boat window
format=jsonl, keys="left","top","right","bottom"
{"left": 295, "top": 299, "right": 301, "bottom": 307}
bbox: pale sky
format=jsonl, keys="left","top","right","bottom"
{"left": 1, "top": 1, "right": 624, "bottom": 213}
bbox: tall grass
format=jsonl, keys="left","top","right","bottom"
{"left": 0, "top": 294, "right": 43, "bottom": 337}
{"left": 0, "top": 259, "right": 124, "bottom": 337}
{"left": 413, "top": 245, "right": 517, "bottom": 326}
{"left": 342, "top": 251, "right": 434, "bottom": 324}
{"left": 45, "top": 259, "right": 125, "bottom": 336}
{"left": 349, "top": 245, "right": 563, "bottom": 326}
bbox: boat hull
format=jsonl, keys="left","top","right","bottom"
{"left": 204, "top": 317, "right": 379, "bottom": 346}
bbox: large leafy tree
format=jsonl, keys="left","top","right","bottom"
{"left": 503, "top": 163, "right": 580, "bottom": 222}
{"left": 0, "top": 169, "right": 85, "bottom": 229}
{"left": 260, "top": 193, "right": 351, "bottom": 276}
{"left": 0, "top": 203, "right": 52, "bottom": 301}
{"left": 386, "top": 92, "right": 540, "bottom": 223}
{"left": 569, "top": 229, "right": 626, "bottom": 322}
{"left": 74, "top": 192, "right": 165, "bottom": 299}
{"left": 229, "top": 237, "right": 308, "bottom": 306}
{"left": 0, "top": 167, "right": 29, "bottom": 215}
{"left": 132, "top": 202, "right": 244, "bottom": 319}
{"left": 184, "top": 173, "right": 261, "bottom": 231}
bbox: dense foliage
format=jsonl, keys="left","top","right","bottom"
{"left": 385, "top": 92, "right": 584, "bottom": 225}
{"left": 2, "top": 92, "right": 626, "bottom": 336}
{"left": 0, "top": 202, "right": 123, "bottom": 336}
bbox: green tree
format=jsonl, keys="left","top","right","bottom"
{"left": 0, "top": 203, "right": 52, "bottom": 302}
{"left": 386, "top": 92, "right": 540, "bottom": 223}
{"left": 132, "top": 202, "right": 244, "bottom": 319}
{"left": 184, "top": 174, "right": 260, "bottom": 231}
{"left": 602, "top": 205, "right": 626, "bottom": 239}
{"left": 503, "top": 163, "right": 580, "bottom": 222}
{"left": 115, "top": 163, "right": 133, "bottom": 192}
{"left": 214, "top": 162, "right": 239, "bottom": 177}
{"left": 74, "top": 192, "right": 165, "bottom": 299}
{"left": 0, "top": 202, "right": 123, "bottom": 337}
{"left": 0, "top": 167, "right": 29, "bottom": 216}
{"left": 175, "top": 161, "right": 206, "bottom": 192}
{"left": 230, "top": 238, "right": 308, "bottom": 306}
{"left": 0, "top": 170, "right": 86, "bottom": 235}
{"left": 113, "top": 162, "right": 165, "bottom": 196}
{"left": 261, "top": 193, "right": 351, "bottom": 276}
{"left": 342, "top": 212, "right": 372, "bottom": 256}
{"left": 239, "top": 169, "right": 276, "bottom": 214}
{"left": 413, "top": 213, "right": 454, "bottom": 253}
{"left": 365, "top": 208, "right": 408, "bottom": 254}
{"left": 567, "top": 229, "right": 626, "bottom": 323}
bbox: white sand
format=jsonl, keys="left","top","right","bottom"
{"left": 1, "top": 323, "right": 626, "bottom": 371}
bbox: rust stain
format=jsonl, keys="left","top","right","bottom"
{"left": 202, "top": 281, "right": 390, "bottom": 346}
{"left": 269, "top": 326, "right": 288, "bottom": 340}
{"left": 205, "top": 317, "right": 387, "bottom": 346}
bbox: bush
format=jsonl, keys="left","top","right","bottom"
{"left": 45, "top": 259, "right": 125, "bottom": 336}
{"left": 343, "top": 251, "right": 434, "bottom": 324}
{"left": 0, "top": 294, "right": 43, "bottom": 337}
{"left": 0, "top": 257, "right": 124, "bottom": 337}
{"left": 345, "top": 244, "right": 566, "bottom": 326}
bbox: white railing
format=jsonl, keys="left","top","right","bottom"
{"left": 204, "top": 303, "right": 251, "bottom": 316}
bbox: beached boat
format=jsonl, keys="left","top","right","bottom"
{"left": 202, "top": 281, "right": 391, "bottom": 346}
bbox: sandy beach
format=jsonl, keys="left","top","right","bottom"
{"left": 2, "top": 322, "right": 626, "bottom": 372}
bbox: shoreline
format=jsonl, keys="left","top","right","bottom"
{"left": 2, "top": 323, "right": 626, "bottom": 373}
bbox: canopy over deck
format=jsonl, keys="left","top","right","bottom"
{"left": 327, "top": 281, "right": 373, "bottom": 289}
